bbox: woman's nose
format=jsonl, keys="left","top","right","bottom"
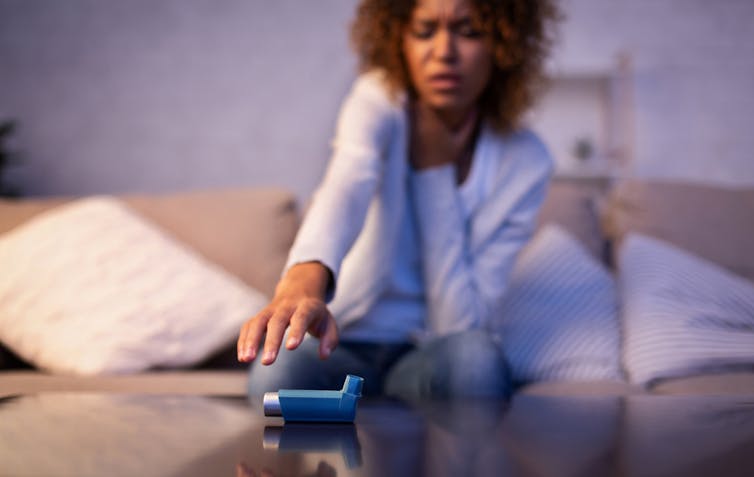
{"left": 433, "top": 28, "right": 457, "bottom": 62}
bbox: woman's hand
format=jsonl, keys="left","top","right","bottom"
{"left": 237, "top": 262, "right": 338, "bottom": 365}
{"left": 408, "top": 100, "right": 479, "bottom": 172}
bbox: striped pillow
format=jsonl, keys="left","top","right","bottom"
{"left": 620, "top": 234, "right": 754, "bottom": 387}
{"left": 493, "top": 225, "right": 622, "bottom": 384}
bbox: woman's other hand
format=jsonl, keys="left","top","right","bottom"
{"left": 237, "top": 262, "right": 338, "bottom": 365}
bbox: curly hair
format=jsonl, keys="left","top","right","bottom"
{"left": 350, "top": 0, "right": 562, "bottom": 134}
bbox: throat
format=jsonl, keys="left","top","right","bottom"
{"left": 455, "top": 146, "right": 474, "bottom": 185}
{"left": 455, "top": 123, "right": 481, "bottom": 185}
{"left": 438, "top": 107, "right": 473, "bottom": 132}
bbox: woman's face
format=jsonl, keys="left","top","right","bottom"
{"left": 402, "top": 0, "right": 493, "bottom": 120}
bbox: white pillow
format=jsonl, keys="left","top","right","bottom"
{"left": 493, "top": 225, "right": 622, "bottom": 384}
{"left": 0, "top": 197, "right": 266, "bottom": 375}
{"left": 619, "top": 233, "right": 754, "bottom": 387}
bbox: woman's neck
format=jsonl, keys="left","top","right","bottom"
{"left": 436, "top": 106, "right": 476, "bottom": 132}
{"left": 455, "top": 116, "right": 482, "bottom": 185}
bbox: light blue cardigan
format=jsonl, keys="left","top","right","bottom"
{"left": 285, "top": 71, "right": 554, "bottom": 341}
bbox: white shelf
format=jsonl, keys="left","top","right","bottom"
{"left": 528, "top": 53, "right": 634, "bottom": 180}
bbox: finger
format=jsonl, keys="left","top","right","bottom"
{"left": 237, "top": 320, "right": 252, "bottom": 361}
{"left": 238, "top": 308, "right": 272, "bottom": 362}
{"left": 261, "top": 308, "right": 293, "bottom": 365}
{"left": 317, "top": 312, "right": 339, "bottom": 360}
{"left": 285, "top": 303, "right": 316, "bottom": 350}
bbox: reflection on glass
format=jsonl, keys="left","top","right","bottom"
{"left": 263, "top": 423, "right": 362, "bottom": 469}
{"left": 2, "top": 393, "right": 754, "bottom": 476}
{"left": 353, "top": 395, "right": 621, "bottom": 477}
{"left": 0, "top": 393, "right": 258, "bottom": 477}
{"left": 623, "top": 396, "right": 754, "bottom": 477}
{"left": 236, "top": 460, "right": 336, "bottom": 477}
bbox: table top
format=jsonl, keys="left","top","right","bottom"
{"left": 1, "top": 392, "right": 753, "bottom": 477}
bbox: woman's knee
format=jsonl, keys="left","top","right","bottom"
{"left": 444, "top": 330, "right": 504, "bottom": 369}
{"left": 438, "top": 330, "right": 511, "bottom": 397}
{"left": 386, "top": 330, "right": 512, "bottom": 400}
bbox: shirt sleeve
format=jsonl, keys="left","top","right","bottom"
{"left": 283, "top": 73, "right": 397, "bottom": 300}
{"left": 409, "top": 131, "right": 554, "bottom": 336}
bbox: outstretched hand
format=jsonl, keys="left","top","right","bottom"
{"left": 237, "top": 262, "right": 338, "bottom": 365}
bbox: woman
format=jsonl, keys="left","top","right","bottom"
{"left": 238, "top": 0, "right": 560, "bottom": 399}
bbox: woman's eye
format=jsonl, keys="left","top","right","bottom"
{"left": 410, "top": 23, "right": 435, "bottom": 39}
{"left": 456, "top": 23, "right": 483, "bottom": 38}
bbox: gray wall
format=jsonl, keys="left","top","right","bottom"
{"left": 1, "top": 0, "right": 753, "bottom": 199}
{"left": 556, "top": 0, "right": 754, "bottom": 186}
{"left": 0, "top": 0, "right": 357, "bottom": 199}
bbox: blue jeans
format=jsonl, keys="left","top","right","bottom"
{"left": 247, "top": 330, "right": 512, "bottom": 400}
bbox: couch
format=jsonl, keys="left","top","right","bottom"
{"left": 1, "top": 178, "right": 753, "bottom": 398}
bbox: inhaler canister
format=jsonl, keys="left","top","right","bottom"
{"left": 263, "top": 375, "right": 364, "bottom": 422}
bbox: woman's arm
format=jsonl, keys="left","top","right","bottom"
{"left": 237, "top": 73, "right": 397, "bottom": 364}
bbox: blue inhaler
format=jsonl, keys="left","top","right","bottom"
{"left": 263, "top": 375, "right": 364, "bottom": 422}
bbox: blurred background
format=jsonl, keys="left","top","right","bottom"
{"left": 1, "top": 0, "right": 753, "bottom": 201}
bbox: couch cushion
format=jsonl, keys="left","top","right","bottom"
{"left": 601, "top": 179, "right": 754, "bottom": 282}
{"left": 0, "top": 187, "right": 299, "bottom": 298}
{"left": 124, "top": 187, "right": 298, "bottom": 298}
{"left": 0, "top": 197, "right": 268, "bottom": 374}
{"left": 651, "top": 372, "right": 754, "bottom": 395}
{"left": 492, "top": 225, "right": 623, "bottom": 385}
{"left": 0, "top": 196, "right": 72, "bottom": 235}
{"left": 619, "top": 233, "right": 754, "bottom": 387}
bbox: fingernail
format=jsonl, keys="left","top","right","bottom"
{"left": 263, "top": 349, "right": 276, "bottom": 362}
{"left": 240, "top": 348, "right": 254, "bottom": 361}
{"left": 322, "top": 346, "right": 332, "bottom": 358}
{"left": 286, "top": 337, "right": 299, "bottom": 349}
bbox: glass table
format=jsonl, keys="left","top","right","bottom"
{"left": 1, "top": 392, "right": 753, "bottom": 476}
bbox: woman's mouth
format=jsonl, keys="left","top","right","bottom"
{"left": 427, "top": 73, "right": 462, "bottom": 90}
